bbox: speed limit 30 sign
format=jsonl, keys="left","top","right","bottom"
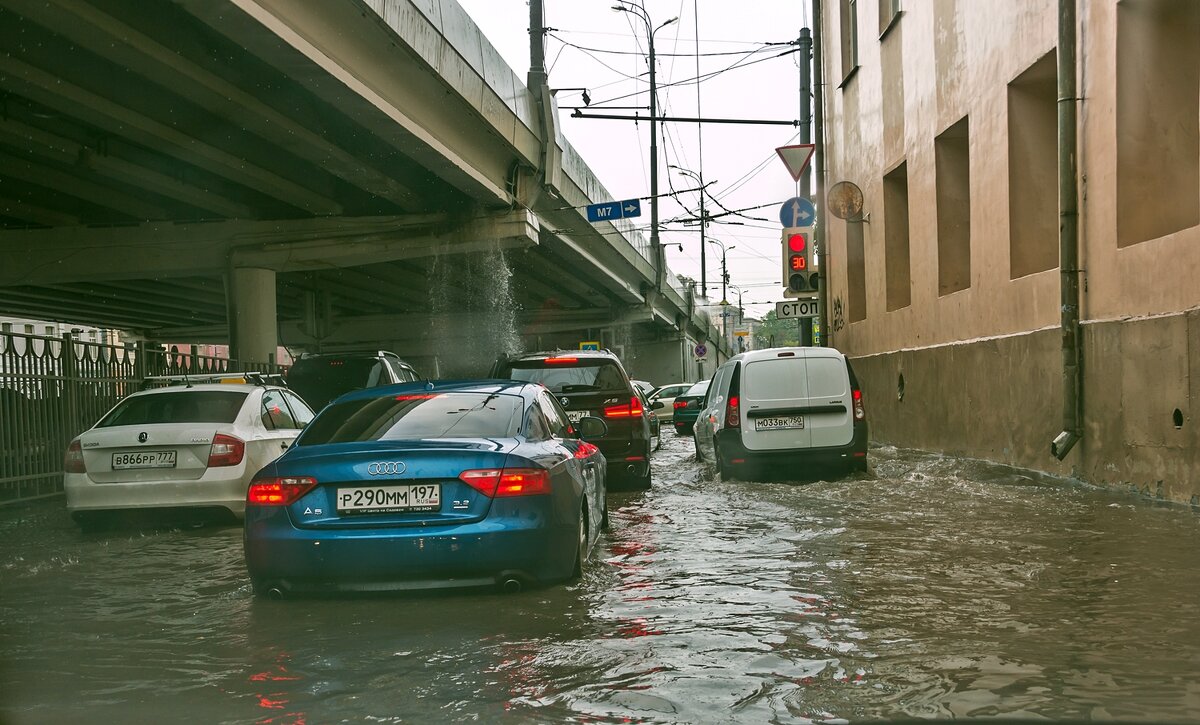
{"left": 776, "top": 298, "right": 819, "bottom": 319}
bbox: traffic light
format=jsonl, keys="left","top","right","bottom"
{"left": 782, "top": 227, "right": 818, "bottom": 294}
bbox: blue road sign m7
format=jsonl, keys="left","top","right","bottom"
{"left": 586, "top": 198, "right": 642, "bottom": 224}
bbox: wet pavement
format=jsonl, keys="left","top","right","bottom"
{"left": 3, "top": 435, "right": 1200, "bottom": 723}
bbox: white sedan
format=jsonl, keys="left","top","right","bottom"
{"left": 64, "top": 379, "right": 314, "bottom": 529}
{"left": 648, "top": 382, "right": 694, "bottom": 422}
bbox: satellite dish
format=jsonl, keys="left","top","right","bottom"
{"left": 827, "top": 181, "right": 864, "bottom": 220}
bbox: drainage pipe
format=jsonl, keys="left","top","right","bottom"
{"left": 1052, "top": 0, "right": 1081, "bottom": 461}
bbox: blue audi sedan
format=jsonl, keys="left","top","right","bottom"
{"left": 243, "top": 380, "right": 608, "bottom": 597}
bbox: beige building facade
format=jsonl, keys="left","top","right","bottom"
{"left": 820, "top": 0, "right": 1200, "bottom": 503}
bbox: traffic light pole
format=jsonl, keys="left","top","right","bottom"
{"left": 798, "top": 27, "right": 814, "bottom": 346}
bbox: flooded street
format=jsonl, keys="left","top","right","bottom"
{"left": 3, "top": 435, "right": 1200, "bottom": 724}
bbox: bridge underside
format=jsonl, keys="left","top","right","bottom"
{"left": 0, "top": 0, "right": 718, "bottom": 380}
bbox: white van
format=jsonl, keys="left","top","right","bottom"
{"left": 693, "top": 347, "right": 867, "bottom": 480}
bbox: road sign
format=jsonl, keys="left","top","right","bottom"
{"left": 586, "top": 198, "right": 641, "bottom": 223}
{"left": 775, "top": 144, "right": 816, "bottom": 181}
{"left": 694, "top": 343, "right": 708, "bottom": 358}
{"left": 778, "top": 197, "right": 816, "bottom": 228}
{"left": 579, "top": 340, "right": 600, "bottom": 350}
{"left": 776, "top": 298, "right": 819, "bottom": 319}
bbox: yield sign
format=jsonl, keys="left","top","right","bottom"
{"left": 775, "top": 144, "right": 816, "bottom": 182}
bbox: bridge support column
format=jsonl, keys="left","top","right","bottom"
{"left": 229, "top": 267, "right": 277, "bottom": 365}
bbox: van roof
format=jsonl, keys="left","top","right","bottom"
{"left": 731, "top": 346, "right": 846, "bottom": 363}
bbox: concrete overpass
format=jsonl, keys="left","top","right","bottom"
{"left": 0, "top": 0, "right": 727, "bottom": 381}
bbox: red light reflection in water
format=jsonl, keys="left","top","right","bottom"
{"left": 247, "top": 652, "right": 308, "bottom": 725}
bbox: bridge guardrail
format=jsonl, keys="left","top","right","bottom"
{"left": 0, "top": 331, "right": 279, "bottom": 506}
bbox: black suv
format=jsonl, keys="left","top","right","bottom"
{"left": 287, "top": 351, "right": 421, "bottom": 411}
{"left": 491, "top": 350, "right": 659, "bottom": 489}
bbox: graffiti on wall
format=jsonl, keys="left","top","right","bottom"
{"left": 831, "top": 296, "right": 846, "bottom": 333}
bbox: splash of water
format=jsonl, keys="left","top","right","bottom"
{"left": 427, "top": 240, "right": 522, "bottom": 377}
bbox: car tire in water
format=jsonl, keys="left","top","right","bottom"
{"left": 571, "top": 505, "right": 588, "bottom": 579}
{"left": 600, "top": 495, "right": 610, "bottom": 530}
{"left": 715, "top": 446, "right": 733, "bottom": 482}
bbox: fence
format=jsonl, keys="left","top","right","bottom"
{"left": 0, "top": 331, "right": 279, "bottom": 506}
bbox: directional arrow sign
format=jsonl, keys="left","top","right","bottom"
{"left": 586, "top": 198, "right": 642, "bottom": 223}
{"left": 779, "top": 197, "right": 816, "bottom": 228}
{"left": 775, "top": 144, "right": 816, "bottom": 181}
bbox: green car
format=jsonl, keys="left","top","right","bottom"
{"left": 672, "top": 379, "right": 711, "bottom": 435}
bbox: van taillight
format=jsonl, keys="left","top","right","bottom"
{"left": 852, "top": 389, "right": 866, "bottom": 421}
{"left": 604, "top": 397, "right": 643, "bottom": 418}
{"left": 247, "top": 476, "right": 317, "bottom": 505}
{"left": 208, "top": 433, "right": 245, "bottom": 467}
{"left": 725, "top": 395, "right": 740, "bottom": 428}
{"left": 64, "top": 439, "right": 85, "bottom": 473}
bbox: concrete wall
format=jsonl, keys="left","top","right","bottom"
{"left": 821, "top": 0, "right": 1200, "bottom": 503}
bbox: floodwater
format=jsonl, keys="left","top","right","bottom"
{"left": 3, "top": 436, "right": 1200, "bottom": 724}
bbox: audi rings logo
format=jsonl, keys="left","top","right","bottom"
{"left": 367, "top": 461, "right": 406, "bottom": 476}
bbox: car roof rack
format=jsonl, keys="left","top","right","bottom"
{"left": 144, "top": 372, "right": 287, "bottom": 387}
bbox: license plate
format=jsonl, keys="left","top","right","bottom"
{"left": 336, "top": 483, "right": 441, "bottom": 514}
{"left": 112, "top": 450, "right": 177, "bottom": 469}
{"left": 566, "top": 410, "right": 591, "bottom": 422}
{"left": 754, "top": 416, "right": 805, "bottom": 431}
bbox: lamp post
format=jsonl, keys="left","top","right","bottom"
{"left": 669, "top": 164, "right": 708, "bottom": 298}
{"left": 708, "top": 239, "right": 734, "bottom": 352}
{"left": 613, "top": 2, "right": 677, "bottom": 293}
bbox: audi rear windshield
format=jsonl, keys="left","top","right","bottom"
{"left": 97, "top": 390, "right": 248, "bottom": 427}
{"left": 501, "top": 360, "right": 628, "bottom": 394}
{"left": 299, "top": 392, "right": 522, "bottom": 443}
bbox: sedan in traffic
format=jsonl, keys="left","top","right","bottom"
{"left": 243, "top": 380, "right": 608, "bottom": 597}
{"left": 64, "top": 376, "right": 314, "bottom": 530}
{"left": 672, "top": 379, "right": 711, "bottom": 435}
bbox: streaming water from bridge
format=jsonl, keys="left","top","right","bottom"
{"left": 427, "top": 240, "right": 522, "bottom": 377}
{"left": 3, "top": 437, "right": 1199, "bottom": 723}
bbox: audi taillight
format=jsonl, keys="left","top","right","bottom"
{"left": 604, "top": 396, "right": 643, "bottom": 418}
{"left": 726, "top": 395, "right": 741, "bottom": 428}
{"left": 852, "top": 389, "right": 866, "bottom": 421}
{"left": 574, "top": 441, "right": 600, "bottom": 459}
{"left": 459, "top": 467, "right": 551, "bottom": 497}
{"left": 208, "top": 433, "right": 245, "bottom": 467}
{"left": 247, "top": 476, "right": 317, "bottom": 505}
{"left": 64, "top": 439, "right": 85, "bottom": 473}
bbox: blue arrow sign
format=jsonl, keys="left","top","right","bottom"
{"left": 779, "top": 197, "right": 816, "bottom": 228}
{"left": 586, "top": 198, "right": 642, "bottom": 223}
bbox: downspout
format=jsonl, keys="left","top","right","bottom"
{"left": 1051, "top": 0, "right": 1081, "bottom": 460}
{"left": 526, "top": 0, "right": 562, "bottom": 209}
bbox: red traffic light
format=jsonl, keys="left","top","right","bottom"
{"left": 787, "top": 233, "right": 807, "bottom": 253}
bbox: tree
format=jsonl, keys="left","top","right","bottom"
{"left": 753, "top": 310, "right": 801, "bottom": 349}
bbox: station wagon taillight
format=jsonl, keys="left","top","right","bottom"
{"left": 247, "top": 476, "right": 317, "bottom": 505}
{"left": 459, "top": 468, "right": 551, "bottom": 497}
{"left": 726, "top": 395, "right": 741, "bottom": 428}
{"left": 604, "top": 396, "right": 643, "bottom": 418}
{"left": 208, "top": 433, "right": 245, "bottom": 467}
{"left": 673, "top": 400, "right": 687, "bottom": 409}
{"left": 852, "top": 389, "right": 866, "bottom": 421}
{"left": 64, "top": 439, "right": 85, "bottom": 473}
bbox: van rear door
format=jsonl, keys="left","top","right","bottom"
{"left": 741, "top": 356, "right": 813, "bottom": 451}
{"left": 803, "top": 355, "right": 855, "bottom": 447}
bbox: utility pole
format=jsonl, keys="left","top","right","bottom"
{"left": 798, "top": 27, "right": 814, "bottom": 346}
{"left": 670, "top": 165, "right": 708, "bottom": 296}
{"left": 813, "top": 0, "right": 828, "bottom": 348}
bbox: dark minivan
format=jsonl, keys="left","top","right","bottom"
{"left": 287, "top": 351, "right": 421, "bottom": 411}
{"left": 492, "top": 350, "right": 658, "bottom": 489}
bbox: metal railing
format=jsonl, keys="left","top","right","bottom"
{"left": 0, "top": 331, "right": 279, "bottom": 506}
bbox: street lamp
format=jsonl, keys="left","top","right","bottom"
{"left": 669, "top": 164, "right": 708, "bottom": 298}
{"left": 612, "top": 2, "right": 677, "bottom": 293}
{"left": 707, "top": 239, "right": 734, "bottom": 305}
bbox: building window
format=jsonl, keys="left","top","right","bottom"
{"left": 1008, "top": 51, "right": 1058, "bottom": 279}
{"left": 935, "top": 116, "right": 971, "bottom": 296}
{"left": 847, "top": 219, "right": 867, "bottom": 323}
{"left": 884, "top": 162, "right": 911, "bottom": 311}
{"left": 1117, "top": 0, "right": 1200, "bottom": 247}
{"left": 879, "top": 0, "right": 900, "bottom": 37}
{"left": 840, "top": 0, "right": 859, "bottom": 83}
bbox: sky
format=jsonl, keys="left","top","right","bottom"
{"left": 456, "top": 0, "right": 814, "bottom": 320}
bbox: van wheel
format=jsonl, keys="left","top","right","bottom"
{"left": 715, "top": 449, "right": 732, "bottom": 482}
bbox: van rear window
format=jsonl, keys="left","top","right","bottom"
{"left": 744, "top": 357, "right": 848, "bottom": 400}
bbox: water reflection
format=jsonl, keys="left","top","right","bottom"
{"left": 2, "top": 439, "right": 1200, "bottom": 723}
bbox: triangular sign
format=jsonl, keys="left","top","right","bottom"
{"left": 776, "top": 144, "right": 816, "bottom": 182}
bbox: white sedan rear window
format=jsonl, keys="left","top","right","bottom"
{"left": 98, "top": 391, "right": 248, "bottom": 427}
